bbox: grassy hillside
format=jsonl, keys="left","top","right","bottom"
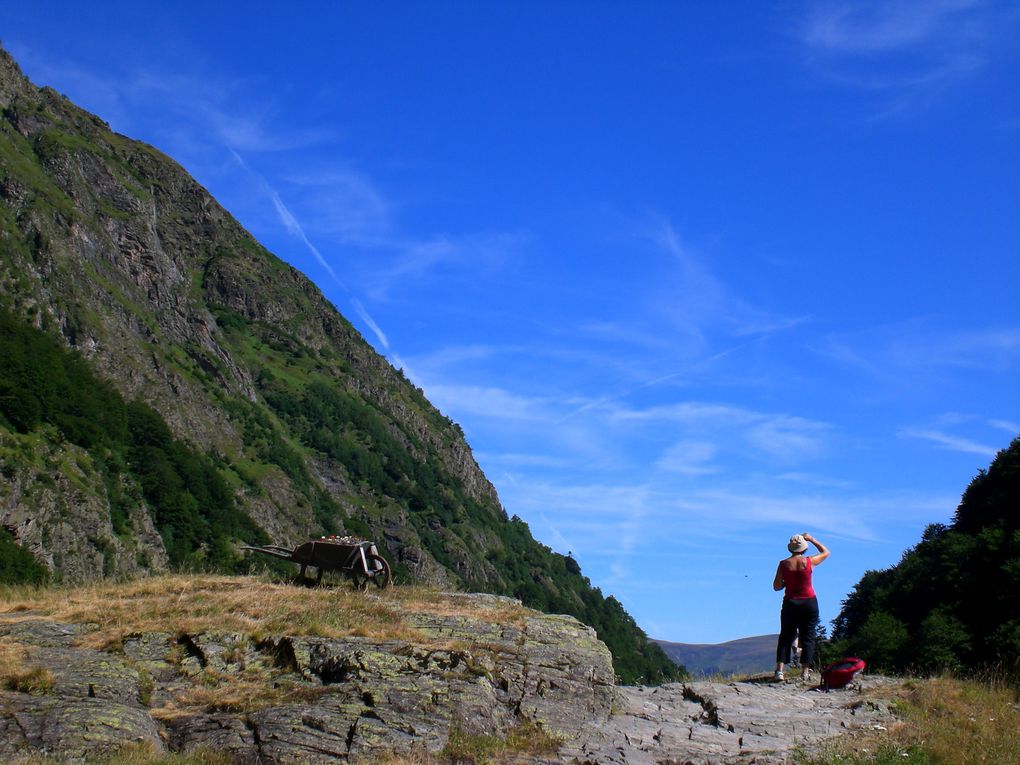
{"left": 795, "top": 673, "right": 1020, "bottom": 765}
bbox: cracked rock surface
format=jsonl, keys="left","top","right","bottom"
{"left": 562, "top": 676, "right": 900, "bottom": 765}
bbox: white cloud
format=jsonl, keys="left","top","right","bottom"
{"left": 746, "top": 416, "right": 830, "bottom": 463}
{"left": 815, "top": 321, "right": 1020, "bottom": 383}
{"left": 794, "top": 0, "right": 1010, "bottom": 116}
{"left": 358, "top": 231, "right": 526, "bottom": 302}
{"left": 800, "top": 0, "right": 983, "bottom": 55}
{"left": 424, "top": 384, "right": 550, "bottom": 422}
{"left": 229, "top": 150, "right": 347, "bottom": 292}
{"left": 989, "top": 419, "right": 1020, "bottom": 434}
{"left": 499, "top": 478, "right": 955, "bottom": 568}
{"left": 648, "top": 219, "right": 806, "bottom": 340}
{"left": 656, "top": 440, "right": 720, "bottom": 475}
{"left": 900, "top": 427, "right": 999, "bottom": 457}
{"left": 476, "top": 452, "right": 574, "bottom": 469}
{"left": 609, "top": 401, "right": 831, "bottom": 464}
{"left": 776, "top": 472, "right": 859, "bottom": 490}
{"left": 280, "top": 169, "right": 390, "bottom": 242}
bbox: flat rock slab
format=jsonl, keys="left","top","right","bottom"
{"left": 561, "top": 676, "right": 900, "bottom": 765}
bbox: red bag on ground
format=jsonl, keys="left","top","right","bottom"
{"left": 821, "top": 657, "right": 866, "bottom": 690}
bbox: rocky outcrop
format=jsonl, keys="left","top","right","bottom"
{"left": 0, "top": 595, "right": 615, "bottom": 763}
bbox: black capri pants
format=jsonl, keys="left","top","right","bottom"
{"left": 776, "top": 596, "right": 819, "bottom": 668}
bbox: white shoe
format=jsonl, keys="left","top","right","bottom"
{"left": 774, "top": 670, "right": 785, "bottom": 682}
{"left": 802, "top": 669, "right": 814, "bottom": 684}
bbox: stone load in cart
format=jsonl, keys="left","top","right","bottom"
{"left": 243, "top": 536, "right": 391, "bottom": 588}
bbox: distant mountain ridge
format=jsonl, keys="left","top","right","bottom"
{"left": 0, "top": 45, "right": 678, "bottom": 684}
{"left": 654, "top": 634, "right": 777, "bottom": 677}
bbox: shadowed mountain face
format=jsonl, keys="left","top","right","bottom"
{"left": 0, "top": 46, "right": 679, "bottom": 684}
{"left": 654, "top": 634, "right": 778, "bottom": 676}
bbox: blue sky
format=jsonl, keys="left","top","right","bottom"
{"left": 3, "top": 1, "right": 1018, "bottom": 643}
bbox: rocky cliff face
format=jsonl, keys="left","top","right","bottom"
{"left": 0, "top": 44, "right": 496, "bottom": 583}
{"left": 0, "top": 430, "right": 169, "bottom": 583}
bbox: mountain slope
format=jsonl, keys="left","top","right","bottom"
{"left": 832, "top": 434, "right": 1020, "bottom": 673}
{"left": 0, "top": 46, "right": 679, "bottom": 684}
{"left": 654, "top": 634, "right": 777, "bottom": 676}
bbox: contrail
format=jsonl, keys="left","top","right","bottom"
{"left": 352, "top": 298, "right": 389, "bottom": 351}
{"left": 229, "top": 149, "right": 408, "bottom": 376}
{"left": 228, "top": 148, "right": 348, "bottom": 292}
{"left": 556, "top": 337, "right": 767, "bottom": 423}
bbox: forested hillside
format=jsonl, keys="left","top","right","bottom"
{"left": 832, "top": 435, "right": 1020, "bottom": 673}
{"left": 0, "top": 45, "right": 679, "bottom": 683}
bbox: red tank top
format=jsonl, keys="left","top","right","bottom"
{"left": 782, "top": 556, "right": 815, "bottom": 600}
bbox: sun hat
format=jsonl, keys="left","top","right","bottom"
{"left": 788, "top": 534, "right": 809, "bottom": 553}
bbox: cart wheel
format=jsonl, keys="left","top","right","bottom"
{"left": 367, "top": 554, "right": 391, "bottom": 589}
{"left": 352, "top": 554, "right": 391, "bottom": 590}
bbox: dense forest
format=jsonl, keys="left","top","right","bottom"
{"left": 831, "top": 435, "right": 1020, "bottom": 674}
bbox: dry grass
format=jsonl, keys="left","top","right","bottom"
{"left": 371, "top": 721, "right": 562, "bottom": 765}
{"left": 0, "top": 574, "right": 533, "bottom": 728}
{"left": 7, "top": 742, "right": 232, "bottom": 765}
{"left": 149, "top": 668, "right": 331, "bottom": 719}
{"left": 0, "top": 639, "right": 55, "bottom": 695}
{"left": 442, "top": 721, "right": 563, "bottom": 765}
{"left": 798, "top": 674, "right": 1020, "bottom": 765}
{"left": 0, "top": 574, "right": 528, "bottom": 652}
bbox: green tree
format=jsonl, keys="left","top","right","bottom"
{"left": 851, "top": 612, "right": 909, "bottom": 671}
{"left": 832, "top": 434, "right": 1020, "bottom": 674}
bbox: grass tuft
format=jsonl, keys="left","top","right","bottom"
{"left": 440, "top": 721, "right": 562, "bottom": 765}
{"left": 7, "top": 742, "right": 233, "bottom": 764}
{"left": 5, "top": 665, "right": 55, "bottom": 695}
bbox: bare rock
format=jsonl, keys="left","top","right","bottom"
{"left": 563, "top": 676, "right": 901, "bottom": 764}
{"left": 0, "top": 694, "right": 163, "bottom": 763}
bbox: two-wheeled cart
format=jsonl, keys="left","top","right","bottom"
{"left": 243, "top": 536, "right": 391, "bottom": 589}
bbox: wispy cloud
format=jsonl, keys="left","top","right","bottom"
{"left": 989, "top": 419, "right": 1020, "bottom": 435}
{"left": 814, "top": 321, "right": 1020, "bottom": 383}
{"left": 277, "top": 169, "right": 390, "bottom": 243}
{"left": 795, "top": 0, "right": 1008, "bottom": 115}
{"left": 900, "top": 427, "right": 1000, "bottom": 457}
{"left": 424, "top": 384, "right": 552, "bottom": 422}
{"left": 649, "top": 219, "right": 807, "bottom": 340}
{"left": 356, "top": 231, "right": 527, "bottom": 302}
{"left": 611, "top": 401, "right": 832, "bottom": 465}
{"left": 655, "top": 440, "right": 720, "bottom": 475}
{"left": 800, "top": 0, "right": 984, "bottom": 55}
{"left": 498, "top": 477, "right": 954, "bottom": 569}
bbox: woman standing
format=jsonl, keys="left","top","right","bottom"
{"left": 773, "top": 532, "right": 829, "bottom": 682}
